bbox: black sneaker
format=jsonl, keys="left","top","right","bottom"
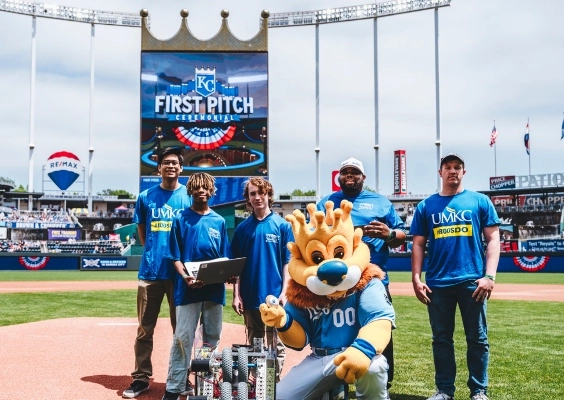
{"left": 122, "top": 380, "right": 149, "bottom": 398}
{"left": 161, "top": 390, "right": 180, "bottom": 400}
{"left": 180, "top": 380, "right": 195, "bottom": 396}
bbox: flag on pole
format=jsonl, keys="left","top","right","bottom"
{"left": 524, "top": 122, "right": 530, "bottom": 155}
{"left": 489, "top": 124, "right": 497, "bottom": 147}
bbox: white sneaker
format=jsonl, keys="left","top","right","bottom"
{"left": 471, "top": 392, "right": 489, "bottom": 400}
{"left": 427, "top": 390, "right": 454, "bottom": 400}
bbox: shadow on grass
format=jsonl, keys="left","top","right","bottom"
{"left": 81, "top": 375, "right": 166, "bottom": 399}
{"left": 390, "top": 394, "right": 427, "bottom": 400}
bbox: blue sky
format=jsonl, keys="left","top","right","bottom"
{"left": 0, "top": 0, "right": 563, "bottom": 198}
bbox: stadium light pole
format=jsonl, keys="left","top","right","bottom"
{"left": 0, "top": 0, "right": 144, "bottom": 208}
{"left": 268, "top": 0, "right": 452, "bottom": 196}
{"left": 88, "top": 23, "right": 95, "bottom": 215}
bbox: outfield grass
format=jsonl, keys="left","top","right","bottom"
{"left": 1, "top": 271, "right": 563, "bottom": 399}
{"left": 2, "top": 270, "right": 564, "bottom": 284}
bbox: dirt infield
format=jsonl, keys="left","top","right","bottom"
{"left": 0, "top": 281, "right": 562, "bottom": 399}
{"left": 1, "top": 280, "right": 563, "bottom": 302}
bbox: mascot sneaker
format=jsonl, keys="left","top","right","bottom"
{"left": 470, "top": 393, "right": 489, "bottom": 400}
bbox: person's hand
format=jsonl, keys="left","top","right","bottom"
{"left": 472, "top": 277, "right": 494, "bottom": 302}
{"left": 232, "top": 296, "right": 244, "bottom": 316}
{"left": 187, "top": 279, "right": 204, "bottom": 288}
{"left": 412, "top": 279, "right": 432, "bottom": 304}
{"left": 225, "top": 275, "right": 238, "bottom": 284}
{"left": 363, "top": 220, "right": 390, "bottom": 239}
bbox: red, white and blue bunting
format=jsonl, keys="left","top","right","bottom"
{"left": 513, "top": 256, "right": 549, "bottom": 272}
{"left": 19, "top": 256, "right": 50, "bottom": 270}
{"left": 173, "top": 126, "right": 236, "bottom": 150}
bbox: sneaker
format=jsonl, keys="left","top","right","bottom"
{"left": 180, "top": 380, "right": 195, "bottom": 396}
{"left": 427, "top": 390, "right": 454, "bottom": 400}
{"left": 161, "top": 390, "right": 180, "bottom": 400}
{"left": 471, "top": 392, "right": 489, "bottom": 400}
{"left": 122, "top": 380, "right": 149, "bottom": 398}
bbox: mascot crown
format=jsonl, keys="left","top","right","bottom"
{"left": 285, "top": 200, "right": 356, "bottom": 256}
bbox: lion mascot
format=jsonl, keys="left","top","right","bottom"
{"left": 260, "top": 200, "right": 395, "bottom": 400}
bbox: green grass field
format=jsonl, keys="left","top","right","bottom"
{"left": 1, "top": 270, "right": 563, "bottom": 399}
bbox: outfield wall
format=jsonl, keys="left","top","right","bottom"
{"left": 0, "top": 253, "right": 141, "bottom": 271}
{"left": 388, "top": 252, "right": 564, "bottom": 273}
{"left": 2, "top": 252, "right": 562, "bottom": 273}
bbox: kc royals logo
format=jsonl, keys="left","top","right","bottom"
{"left": 19, "top": 256, "right": 50, "bottom": 270}
{"left": 195, "top": 67, "right": 216, "bottom": 97}
{"left": 513, "top": 256, "right": 550, "bottom": 272}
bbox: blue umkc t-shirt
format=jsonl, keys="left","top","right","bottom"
{"left": 133, "top": 185, "right": 191, "bottom": 281}
{"left": 317, "top": 190, "right": 405, "bottom": 286}
{"left": 410, "top": 189, "right": 500, "bottom": 288}
{"left": 285, "top": 279, "right": 396, "bottom": 349}
{"left": 231, "top": 211, "right": 293, "bottom": 310}
{"left": 167, "top": 208, "right": 229, "bottom": 307}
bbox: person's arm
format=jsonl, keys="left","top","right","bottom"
{"left": 411, "top": 235, "right": 432, "bottom": 304}
{"left": 232, "top": 277, "right": 243, "bottom": 315}
{"left": 472, "top": 225, "right": 500, "bottom": 302}
{"left": 279, "top": 263, "right": 290, "bottom": 306}
{"left": 137, "top": 224, "right": 146, "bottom": 246}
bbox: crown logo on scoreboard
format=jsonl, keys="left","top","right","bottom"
{"left": 195, "top": 66, "right": 216, "bottom": 98}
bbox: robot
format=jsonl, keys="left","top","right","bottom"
{"left": 189, "top": 337, "right": 277, "bottom": 400}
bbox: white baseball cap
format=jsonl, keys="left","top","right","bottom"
{"left": 339, "top": 157, "right": 365, "bottom": 174}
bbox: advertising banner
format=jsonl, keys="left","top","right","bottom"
{"left": 81, "top": 257, "right": 128, "bottom": 270}
{"left": 48, "top": 229, "right": 80, "bottom": 241}
{"left": 140, "top": 52, "right": 268, "bottom": 206}
{"left": 490, "top": 175, "right": 516, "bottom": 190}
{"left": 0, "top": 221, "right": 76, "bottom": 229}
{"left": 393, "top": 150, "right": 407, "bottom": 195}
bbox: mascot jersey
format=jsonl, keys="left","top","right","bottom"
{"left": 410, "top": 189, "right": 500, "bottom": 288}
{"left": 285, "top": 279, "right": 395, "bottom": 349}
{"left": 167, "top": 208, "right": 229, "bottom": 307}
{"left": 317, "top": 190, "right": 405, "bottom": 286}
{"left": 133, "top": 185, "right": 191, "bottom": 281}
{"left": 231, "top": 211, "right": 293, "bottom": 309}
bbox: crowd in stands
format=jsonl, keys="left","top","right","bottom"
{"left": 0, "top": 209, "right": 73, "bottom": 224}
{"left": 0, "top": 239, "right": 124, "bottom": 254}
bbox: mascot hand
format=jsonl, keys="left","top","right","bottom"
{"left": 259, "top": 295, "right": 287, "bottom": 329}
{"left": 333, "top": 347, "right": 371, "bottom": 384}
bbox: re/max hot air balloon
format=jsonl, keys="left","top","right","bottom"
{"left": 46, "top": 151, "right": 82, "bottom": 191}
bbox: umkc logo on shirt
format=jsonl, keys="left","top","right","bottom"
{"left": 432, "top": 206, "right": 473, "bottom": 239}
{"left": 150, "top": 204, "right": 183, "bottom": 232}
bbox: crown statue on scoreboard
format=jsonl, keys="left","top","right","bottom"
{"left": 140, "top": 9, "right": 269, "bottom": 52}
{"left": 195, "top": 66, "right": 216, "bottom": 74}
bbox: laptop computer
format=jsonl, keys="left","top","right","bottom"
{"left": 184, "top": 257, "right": 247, "bottom": 285}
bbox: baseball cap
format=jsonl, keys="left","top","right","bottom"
{"left": 440, "top": 153, "right": 464, "bottom": 166}
{"left": 339, "top": 157, "right": 365, "bottom": 174}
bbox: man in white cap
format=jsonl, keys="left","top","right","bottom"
{"left": 317, "top": 157, "right": 406, "bottom": 393}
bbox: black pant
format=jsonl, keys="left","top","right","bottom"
{"left": 382, "top": 285, "right": 394, "bottom": 386}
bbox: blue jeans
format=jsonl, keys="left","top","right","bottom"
{"left": 165, "top": 301, "right": 223, "bottom": 393}
{"left": 427, "top": 281, "right": 489, "bottom": 397}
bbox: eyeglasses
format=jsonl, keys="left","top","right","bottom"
{"left": 161, "top": 160, "right": 180, "bottom": 166}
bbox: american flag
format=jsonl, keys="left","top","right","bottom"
{"left": 524, "top": 122, "right": 530, "bottom": 155}
{"left": 489, "top": 124, "right": 497, "bottom": 147}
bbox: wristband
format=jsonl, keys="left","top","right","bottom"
{"left": 485, "top": 274, "right": 495, "bottom": 281}
{"left": 277, "top": 312, "right": 293, "bottom": 332}
{"left": 350, "top": 338, "right": 377, "bottom": 360}
{"left": 181, "top": 274, "right": 189, "bottom": 279}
